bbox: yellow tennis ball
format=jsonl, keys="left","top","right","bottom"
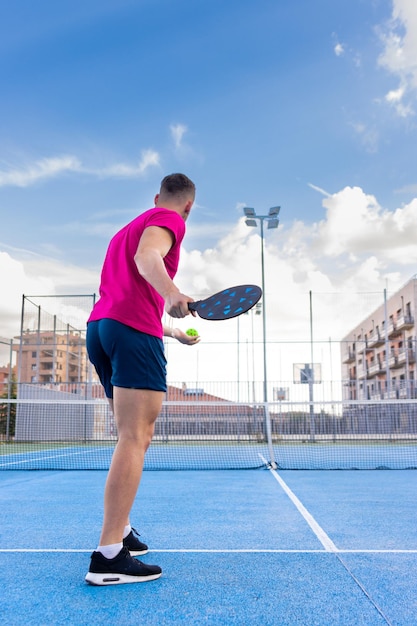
{"left": 186, "top": 328, "right": 199, "bottom": 337}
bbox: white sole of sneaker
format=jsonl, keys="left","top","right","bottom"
{"left": 129, "top": 549, "right": 149, "bottom": 556}
{"left": 85, "top": 571, "right": 162, "bottom": 586}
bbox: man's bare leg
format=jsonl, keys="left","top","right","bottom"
{"left": 99, "top": 387, "right": 164, "bottom": 547}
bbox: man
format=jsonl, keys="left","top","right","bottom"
{"left": 85, "top": 173, "right": 199, "bottom": 585}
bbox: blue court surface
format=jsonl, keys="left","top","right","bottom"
{"left": 1, "top": 468, "right": 417, "bottom": 625}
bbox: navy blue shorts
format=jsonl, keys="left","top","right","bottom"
{"left": 86, "top": 319, "right": 167, "bottom": 398}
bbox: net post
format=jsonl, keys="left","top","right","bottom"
{"left": 263, "top": 402, "right": 277, "bottom": 469}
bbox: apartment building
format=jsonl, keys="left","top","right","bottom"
{"left": 342, "top": 276, "right": 417, "bottom": 401}
{"left": 14, "top": 330, "right": 89, "bottom": 384}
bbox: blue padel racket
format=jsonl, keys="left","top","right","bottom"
{"left": 188, "top": 284, "right": 262, "bottom": 320}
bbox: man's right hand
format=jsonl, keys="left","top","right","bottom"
{"left": 165, "top": 291, "right": 195, "bottom": 318}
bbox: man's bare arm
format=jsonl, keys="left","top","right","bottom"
{"left": 134, "top": 226, "right": 194, "bottom": 318}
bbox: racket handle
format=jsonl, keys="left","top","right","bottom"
{"left": 188, "top": 302, "right": 198, "bottom": 312}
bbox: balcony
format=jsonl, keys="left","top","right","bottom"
{"left": 356, "top": 341, "right": 374, "bottom": 355}
{"left": 388, "top": 323, "right": 402, "bottom": 338}
{"left": 367, "top": 360, "right": 385, "bottom": 377}
{"left": 39, "top": 374, "right": 54, "bottom": 383}
{"left": 367, "top": 332, "right": 384, "bottom": 348}
{"left": 356, "top": 363, "right": 369, "bottom": 379}
{"left": 388, "top": 348, "right": 416, "bottom": 369}
{"left": 396, "top": 314, "right": 414, "bottom": 331}
{"left": 363, "top": 341, "right": 375, "bottom": 353}
{"left": 388, "top": 354, "right": 402, "bottom": 369}
{"left": 342, "top": 349, "right": 356, "bottom": 363}
{"left": 397, "top": 348, "right": 416, "bottom": 366}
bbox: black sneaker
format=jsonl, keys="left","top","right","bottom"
{"left": 123, "top": 527, "right": 148, "bottom": 556}
{"left": 85, "top": 547, "right": 162, "bottom": 586}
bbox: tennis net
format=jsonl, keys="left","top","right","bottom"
{"left": 1, "top": 383, "right": 417, "bottom": 470}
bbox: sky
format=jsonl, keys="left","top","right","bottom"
{"left": 1, "top": 0, "right": 417, "bottom": 383}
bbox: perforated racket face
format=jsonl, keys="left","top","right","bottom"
{"left": 190, "top": 285, "right": 262, "bottom": 320}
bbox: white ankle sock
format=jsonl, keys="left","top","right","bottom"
{"left": 123, "top": 524, "right": 132, "bottom": 539}
{"left": 97, "top": 542, "right": 123, "bottom": 559}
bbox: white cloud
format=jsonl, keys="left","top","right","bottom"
{"left": 350, "top": 122, "right": 379, "bottom": 153}
{"left": 331, "top": 32, "right": 361, "bottom": 67}
{"left": 385, "top": 85, "right": 405, "bottom": 102}
{"left": 378, "top": 0, "right": 417, "bottom": 116}
{"left": 0, "top": 251, "right": 55, "bottom": 347}
{"left": 308, "top": 183, "right": 331, "bottom": 198}
{"left": 316, "top": 186, "right": 417, "bottom": 263}
{"left": 0, "top": 248, "right": 99, "bottom": 341}
{"left": 0, "top": 155, "right": 82, "bottom": 187}
{"left": 168, "top": 123, "right": 202, "bottom": 164}
{"left": 170, "top": 124, "right": 187, "bottom": 150}
{"left": 91, "top": 149, "right": 160, "bottom": 178}
{"left": 395, "top": 183, "right": 417, "bottom": 194}
{"left": 0, "top": 150, "right": 160, "bottom": 188}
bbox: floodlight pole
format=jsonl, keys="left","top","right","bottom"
{"left": 244, "top": 207, "right": 280, "bottom": 470}
{"left": 259, "top": 216, "right": 268, "bottom": 404}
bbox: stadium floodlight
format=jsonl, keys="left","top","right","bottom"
{"left": 245, "top": 218, "right": 258, "bottom": 227}
{"left": 267, "top": 218, "right": 279, "bottom": 229}
{"left": 268, "top": 206, "right": 280, "bottom": 217}
{"left": 243, "top": 207, "right": 255, "bottom": 217}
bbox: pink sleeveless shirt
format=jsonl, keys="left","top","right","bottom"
{"left": 88, "top": 207, "right": 186, "bottom": 338}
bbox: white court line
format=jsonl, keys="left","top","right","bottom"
{"left": 259, "top": 454, "right": 338, "bottom": 552}
{"left": 0, "top": 447, "right": 112, "bottom": 468}
{"left": 1, "top": 548, "right": 417, "bottom": 553}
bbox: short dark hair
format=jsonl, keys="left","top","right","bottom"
{"left": 160, "top": 173, "right": 195, "bottom": 198}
